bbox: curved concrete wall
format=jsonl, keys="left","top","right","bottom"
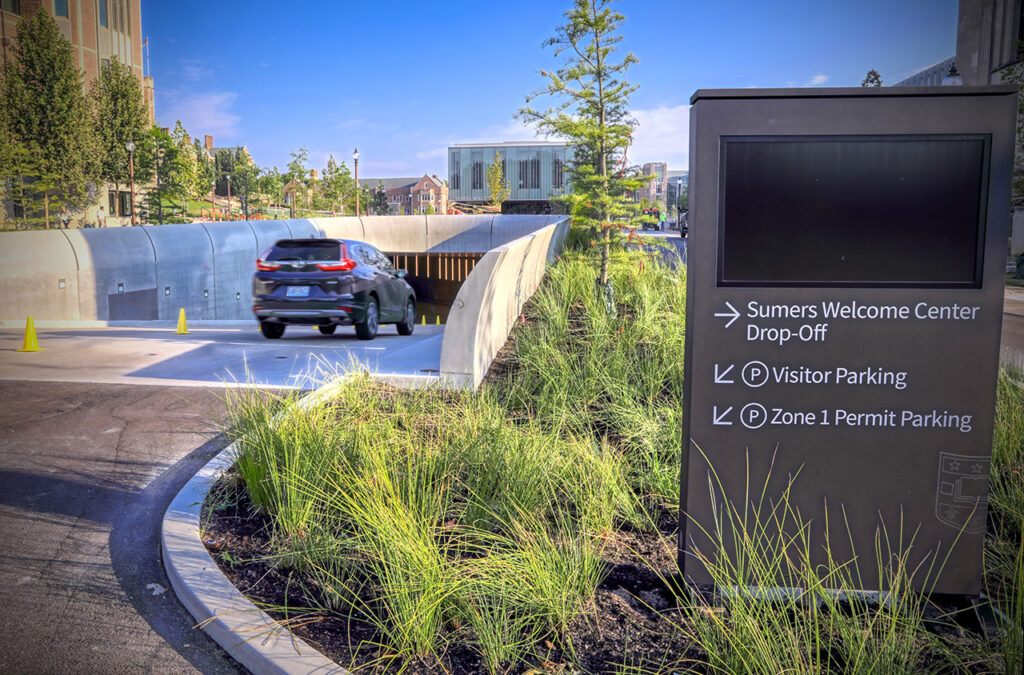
{"left": 147, "top": 223, "right": 216, "bottom": 320}
{"left": 284, "top": 218, "right": 321, "bottom": 239}
{"left": 359, "top": 216, "right": 428, "bottom": 252}
{"left": 68, "top": 227, "right": 159, "bottom": 320}
{"left": 440, "top": 217, "right": 570, "bottom": 389}
{"left": 314, "top": 217, "right": 364, "bottom": 243}
{"left": 202, "top": 221, "right": 258, "bottom": 320}
{"left": 426, "top": 215, "right": 494, "bottom": 253}
{"left": 0, "top": 230, "right": 83, "bottom": 321}
{"left": 250, "top": 220, "right": 293, "bottom": 257}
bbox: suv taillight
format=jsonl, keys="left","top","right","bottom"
{"left": 317, "top": 259, "right": 356, "bottom": 272}
{"left": 316, "top": 243, "right": 357, "bottom": 271}
{"left": 256, "top": 259, "right": 280, "bottom": 271}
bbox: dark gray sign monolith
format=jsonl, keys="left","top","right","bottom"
{"left": 680, "top": 86, "right": 1016, "bottom": 595}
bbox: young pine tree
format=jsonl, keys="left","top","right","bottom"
{"left": 518, "top": 0, "right": 647, "bottom": 292}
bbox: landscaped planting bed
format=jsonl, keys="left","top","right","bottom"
{"left": 202, "top": 239, "right": 1024, "bottom": 673}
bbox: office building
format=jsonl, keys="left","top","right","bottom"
{"left": 447, "top": 141, "right": 571, "bottom": 212}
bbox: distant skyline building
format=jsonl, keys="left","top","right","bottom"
{"left": 640, "top": 162, "right": 668, "bottom": 204}
{"left": 667, "top": 169, "right": 688, "bottom": 211}
{"left": 448, "top": 141, "right": 571, "bottom": 213}
{"left": 893, "top": 56, "right": 957, "bottom": 86}
{"left": 1, "top": 1, "right": 155, "bottom": 121}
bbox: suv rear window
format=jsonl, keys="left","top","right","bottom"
{"left": 263, "top": 240, "right": 341, "bottom": 262}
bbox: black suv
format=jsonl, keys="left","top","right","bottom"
{"left": 252, "top": 238, "right": 416, "bottom": 340}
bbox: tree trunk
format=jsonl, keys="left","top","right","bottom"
{"left": 44, "top": 193, "right": 50, "bottom": 229}
{"left": 594, "top": 0, "right": 610, "bottom": 287}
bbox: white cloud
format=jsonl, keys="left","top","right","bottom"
{"left": 161, "top": 92, "right": 241, "bottom": 140}
{"left": 808, "top": 74, "right": 829, "bottom": 86}
{"left": 176, "top": 58, "right": 207, "bottom": 83}
{"left": 415, "top": 146, "right": 449, "bottom": 161}
{"left": 629, "top": 104, "right": 690, "bottom": 170}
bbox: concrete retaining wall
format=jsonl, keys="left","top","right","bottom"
{"left": 439, "top": 218, "right": 569, "bottom": 389}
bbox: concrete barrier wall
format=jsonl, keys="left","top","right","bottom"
{"left": 147, "top": 223, "right": 215, "bottom": 320}
{"left": 0, "top": 231, "right": 83, "bottom": 322}
{"left": 68, "top": 227, "right": 159, "bottom": 320}
{"left": 202, "top": 221, "right": 258, "bottom": 320}
{"left": 314, "top": 217, "right": 364, "bottom": 243}
{"left": 426, "top": 215, "right": 494, "bottom": 253}
{"left": 284, "top": 218, "right": 321, "bottom": 240}
{"left": 360, "top": 216, "right": 429, "bottom": 252}
{"left": 249, "top": 220, "right": 293, "bottom": 256}
{"left": 439, "top": 217, "right": 570, "bottom": 389}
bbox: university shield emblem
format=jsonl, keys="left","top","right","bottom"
{"left": 935, "top": 452, "right": 990, "bottom": 534}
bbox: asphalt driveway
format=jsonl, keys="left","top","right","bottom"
{"left": 0, "top": 381, "right": 244, "bottom": 673}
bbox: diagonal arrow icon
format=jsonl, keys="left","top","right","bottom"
{"left": 713, "top": 406, "right": 734, "bottom": 425}
{"left": 714, "top": 363, "right": 735, "bottom": 384}
{"left": 714, "top": 301, "right": 740, "bottom": 328}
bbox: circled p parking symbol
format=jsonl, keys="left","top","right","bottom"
{"left": 742, "top": 361, "right": 770, "bottom": 388}
{"left": 740, "top": 402, "right": 768, "bottom": 429}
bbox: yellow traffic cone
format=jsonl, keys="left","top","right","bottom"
{"left": 421, "top": 315, "right": 426, "bottom": 326}
{"left": 436, "top": 315, "right": 441, "bottom": 325}
{"left": 176, "top": 308, "right": 190, "bottom": 334}
{"left": 17, "top": 316, "right": 42, "bottom": 352}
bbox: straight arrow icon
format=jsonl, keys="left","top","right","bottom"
{"left": 714, "top": 363, "right": 735, "bottom": 384}
{"left": 713, "top": 406, "right": 734, "bottom": 425}
{"left": 714, "top": 301, "right": 740, "bottom": 328}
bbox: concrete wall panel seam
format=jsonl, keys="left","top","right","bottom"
{"left": 139, "top": 225, "right": 158, "bottom": 261}
{"left": 59, "top": 228, "right": 82, "bottom": 271}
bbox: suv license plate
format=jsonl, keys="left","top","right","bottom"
{"left": 286, "top": 286, "right": 310, "bottom": 298}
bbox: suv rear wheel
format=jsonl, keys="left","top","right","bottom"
{"left": 318, "top": 325, "right": 337, "bottom": 335}
{"left": 397, "top": 299, "right": 416, "bottom": 336}
{"left": 260, "top": 321, "right": 285, "bottom": 339}
{"left": 355, "top": 297, "right": 379, "bottom": 340}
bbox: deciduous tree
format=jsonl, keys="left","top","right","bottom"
{"left": 90, "top": 55, "right": 152, "bottom": 216}
{"left": 2, "top": 8, "right": 97, "bottom": 226}
{"left": 286, "top": 148, "right": 310, "bottom": 216}
{"left": 485, "top": 151, "right": 510, "bottom": 207}
{"left": 230, "top": 148, "right": 259, "bottom": 219}
{"left": 372, "top": 182, "right": 389, "bottom": 215}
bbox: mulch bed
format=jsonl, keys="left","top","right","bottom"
{"left": 201, "top": 479, "right": 699, "bottom": 674}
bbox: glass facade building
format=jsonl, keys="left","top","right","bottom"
{"left": 448, "top": 141, "right": 572, "bottom": 204}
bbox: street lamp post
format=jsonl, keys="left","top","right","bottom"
{"left": 243, "top": 174, "right": 249, "bottom": 220}
{"left": 226, "top": 174, "right": 232, "bottom": 219}
{"left": 210, "top": 180, "right": 216, "bottom": 219}
{"left": 353, "top": 148, "right": 360, "bottom": 217}
{"left": 155, "top": 147, "right": 164, "bottom": 224}
{"left": 126, "top": 140, "right": 136, "bottom": 225}
{"left": 677, "top": 177, "right": 684, "bottom": 232}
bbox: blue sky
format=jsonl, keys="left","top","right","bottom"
{"left": 144, "top": 0, "right": 958, "bottom": 178}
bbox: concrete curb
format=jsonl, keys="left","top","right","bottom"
{"left": 161, "top": 371, "right": 448, "bottom": 673}
{"left": 161, "top": 441, "right": 347, "bottom": 674}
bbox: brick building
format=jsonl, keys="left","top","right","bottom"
{"left": 1, "top": 1, "right": 155, "bottom": 120}
{"left": 359, "top": 175, "right": 448, "bottom": 215}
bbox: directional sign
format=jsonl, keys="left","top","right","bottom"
{"left": 714, "top": 301, "right": 740, "bottom": 328}
{"left": 680, "top": 86, "right": 1016, "bottom": 595}
{"left": 713, "top": 363, "right": 735, "bottom": 384}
